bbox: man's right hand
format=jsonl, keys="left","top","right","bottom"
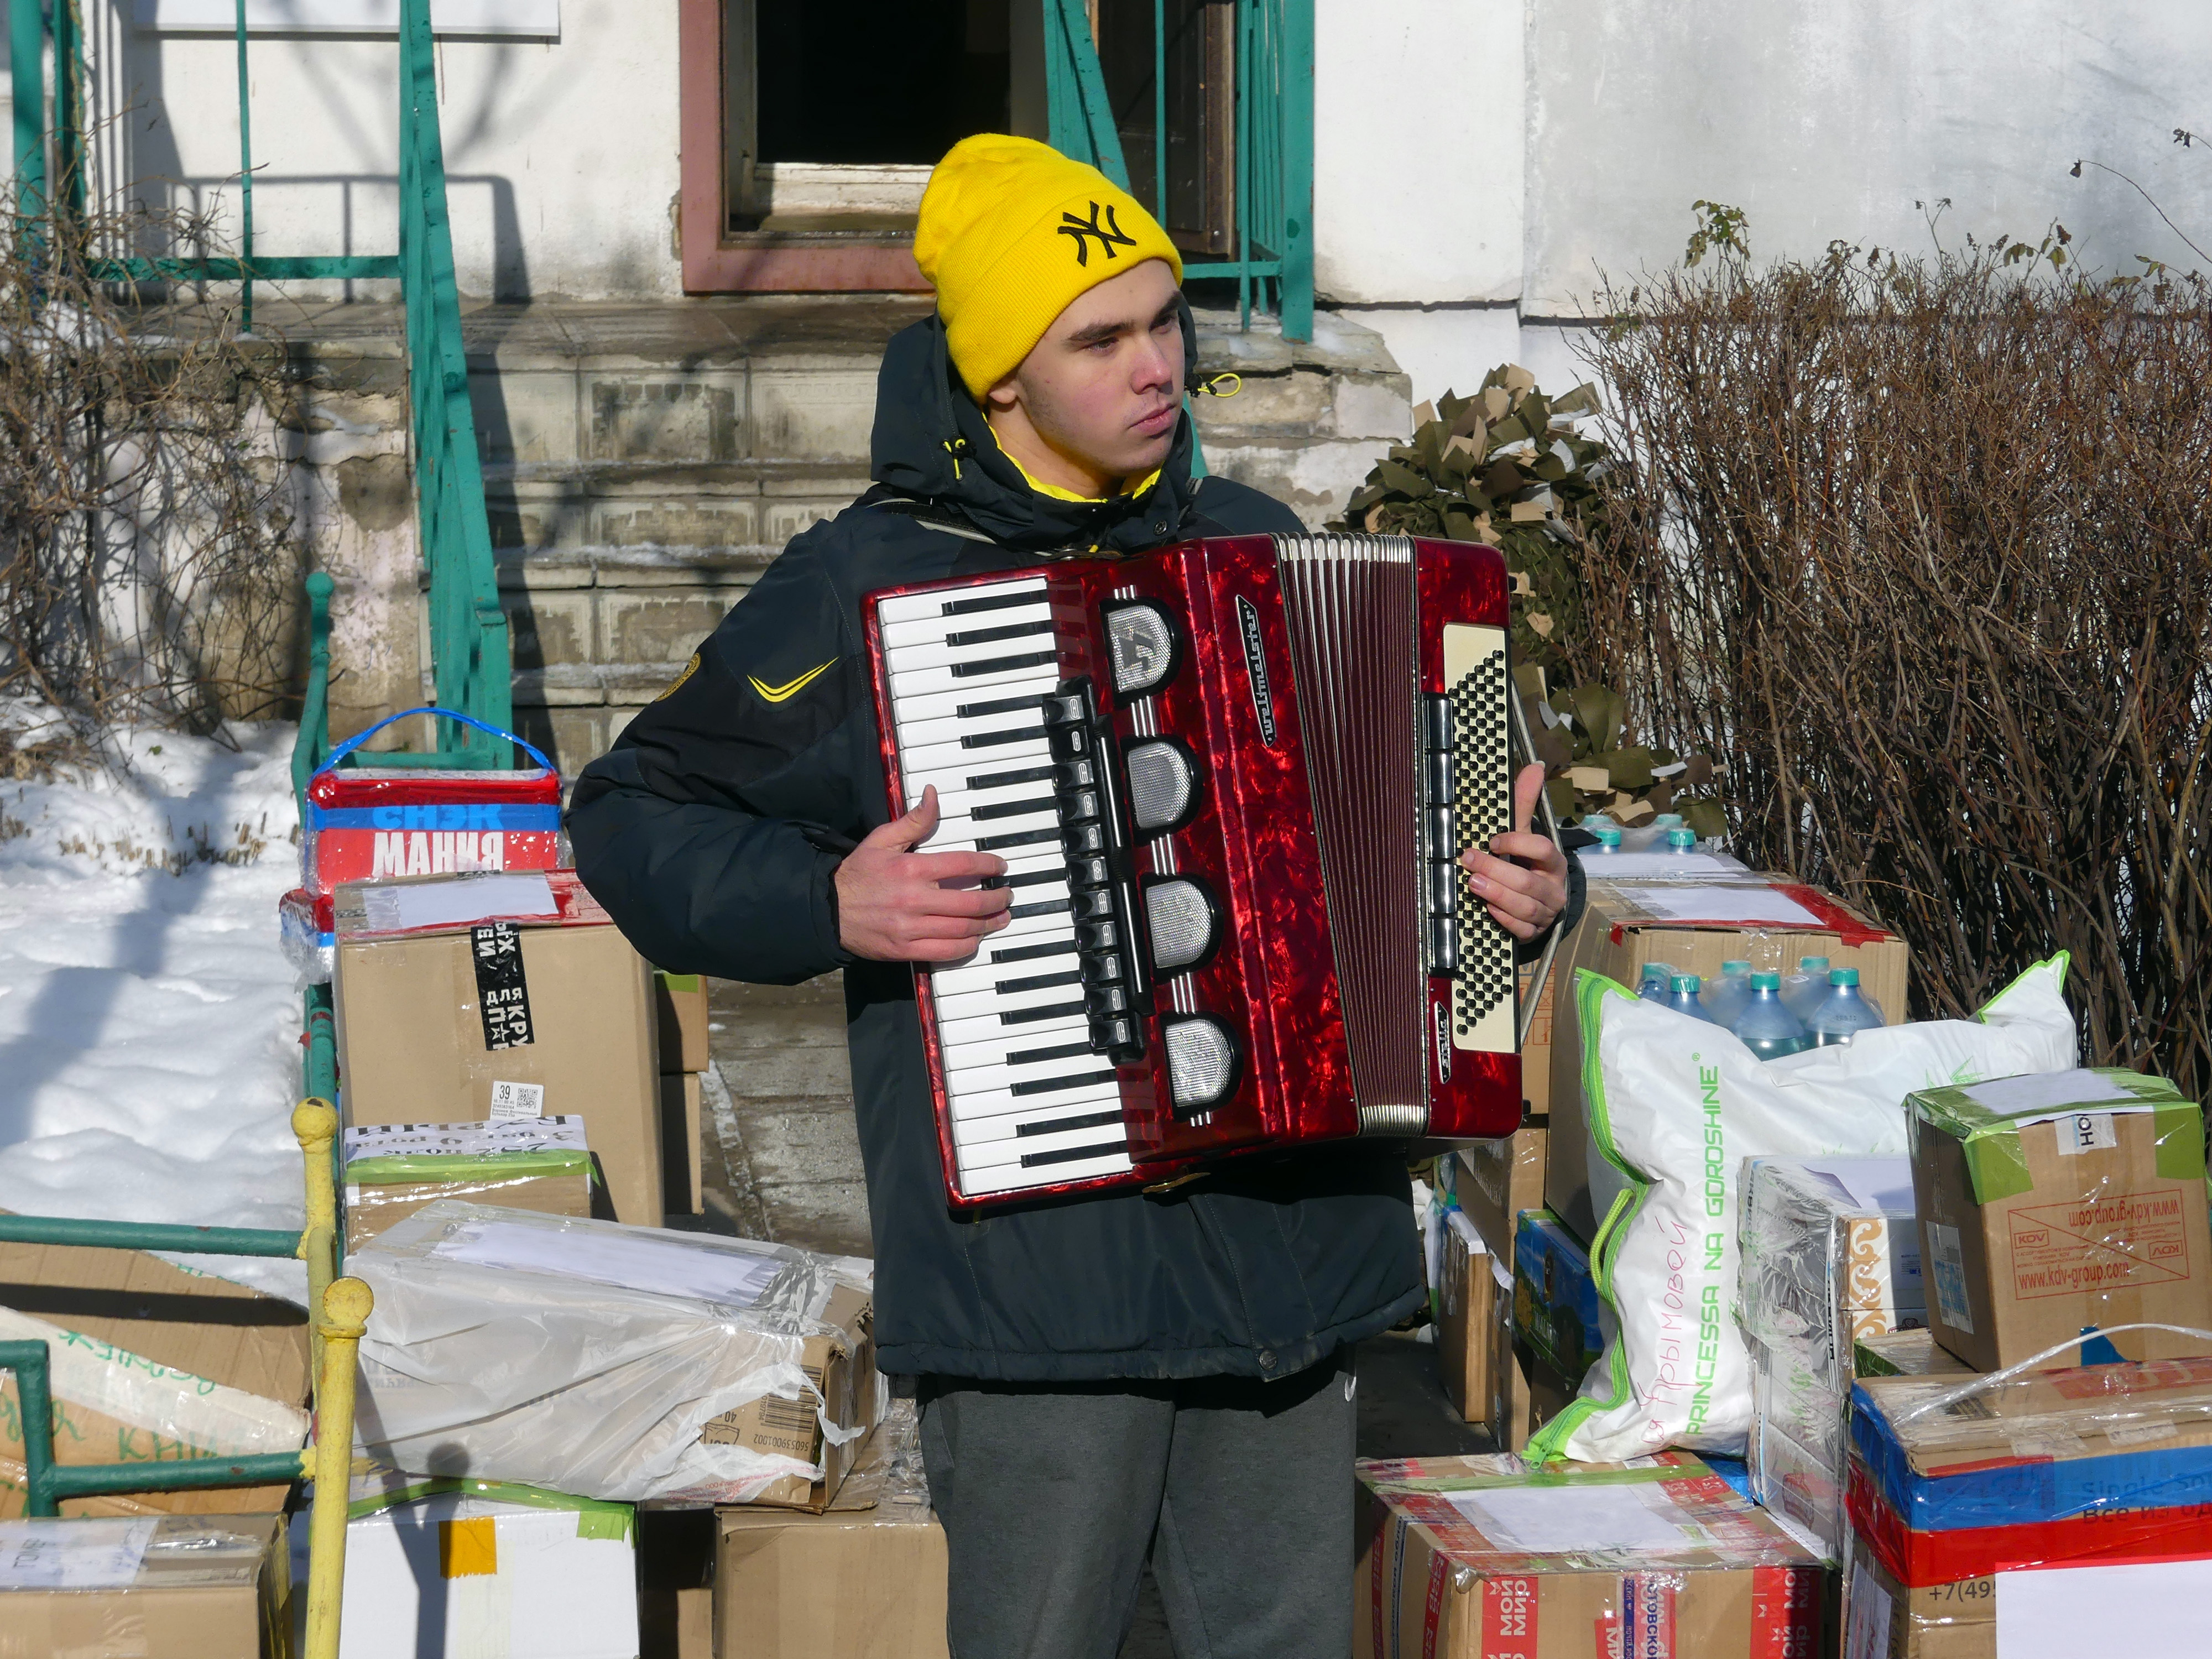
{"left": 836, "top": 787, "right": 1013, "bottom": 962}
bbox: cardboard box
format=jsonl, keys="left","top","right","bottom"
{"left": 0, "top": 1231, "right": 310, "bottom": 1519}
{"left": 661, "top": 1073, "right": 705, "bottom": 1217}
{"left": 1511, "top": 1211, "right": 1603, "bottom": 1384}
{"left": 1354, "top": 1452, "right": 1824, "bottom": 1659}
{"left": 1546, "top": 879, "right": 1910, "bottom": 1238}
{"left": 1484, "top": 1285, "right": 1532, "bottom": 1452}
{"left": 1453, "top": 1128, "right": 1546, "bottom": 1266}
{"left": 0, "top": 1512, "right": 286, "bottom": 1658}
{"left": 1907, "top": 1068, "right": 2212, "bottom": 1370}
{"left": 342, "top": 1117, "right": 596, "bottom": 1252}
{"left": 1517, "top": 963, "right": 1556, "bottom": 1118}
{"left": 1851, "top": 1328, "right": 1971, "bottom": 1379}
{"left": 1841, "top": 1531, "right": 1990, "bottom": 1659}
{"left": 321, "top": 1476, "right": 637, "bottom": 1659}
{"left": 336, "top": 917, "right": 665, "bottom": 1227}
{"left": 1436, "top": 1210, "right": 1498, "bottom": 1423}
{"left": 657, "top": 972, "right": 712, "bottom": 1074}
{"left": 702, "top": 1281, "right": 881, "bottom": 1513}
{"left": 714, "top": 1404, "right": 946, "bottom": 1659}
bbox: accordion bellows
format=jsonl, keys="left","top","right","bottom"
{"left": 865, "top": 533, "right": 1523, "bottom": 1206}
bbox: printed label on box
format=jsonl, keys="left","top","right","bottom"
{"left": 1620, "top": 1572, "right": 1677, "bottom": 1658}
{"left": 0, "top": 1519, "right": 156, "bottom": 1589}
{"left": 470, "top": 922, "right": 534, "bottom": 1050}
{"left": 2010, "top": 1190, "right": 2190, "bottom": 1300}
{"left": 2056, "top": 1112, "right": 2120, "bottom": 1155}
{"left": 1928, "top": 1223, "right": 1974, "bottom": 1333}
{"left": 1484, "top": 1574, "right": 1538, "bottom": 1659}
{"left": 488, "top": 1080, "right": 547, "bottom": 1120}
{"left": 1841, "top": 1562, "right": 1893, "bottom": 1659}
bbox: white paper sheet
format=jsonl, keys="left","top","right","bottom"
{"left": 1957, "top": 1070, "right": 2146, "bottom": 1118}
{"left": 1995, "top": 1558, "right": 2212, "bottom": 1656}
{"left": 1577, "top": 851, "right": 1750, "bottom": 880}
{"left": 360, "top": 872, "right": 557, "bottom": 935}
{"left": 431, "top": 1220, "right": 785, "bottom": 1308}
{"left": 1794, "top": 1157, "right": 1916, "bottom": 1217}
{"left": 1447, "top": 1482, "right": 1695, "bottom": 1555}
{"left": 0, "top": 1519, "right": 156, "bottom": 1589}
{"left": 1610, "top": 884, "right": 1826, "bottom": 928}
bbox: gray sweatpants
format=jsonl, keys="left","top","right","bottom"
{"left": 917, "top": 1354, "right": 1356, "bottom": 1659}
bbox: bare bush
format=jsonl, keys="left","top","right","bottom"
{"left": 0, "top": 189, "right": 296, "bottom": 732}
{"left": 1577, "top": 243, "right": 2212, "bottom": 1094}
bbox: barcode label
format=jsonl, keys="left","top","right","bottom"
{"left": 757, "top": 1394, "right": 817, "bottom": 1437}
{"left": 1928, "top": 1222, "right": 1974, "bottom": 1334}
{"left": 488, "top": 1081, "right": 546, "bottom": 1120}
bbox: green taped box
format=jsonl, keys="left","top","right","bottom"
{"left": 342, "top": 1118, "right": 596, "bottom": 1251}
{"left": 1908, "top": 1068, "right": 2212, "bottom": 1371}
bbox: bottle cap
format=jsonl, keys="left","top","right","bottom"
{"left": 1665, "top": 828, "right": 1697, "bottom": 851}
{"left": 1593, "top": 827, "right": 1622, "bottom": 849}
{"left": 1641, "top": 963, "right": 1668, "bottom": 983}
{"left": 1750, "top": 972, "right": 1782, "bottom": 990}
{"left": 1671, "top": 974, "right": 1701, "bottom": 993}
{"left": 1799, "top": 956, "right": 1830, "bottom": 972}
{"left": 1721, "top": 959, "right": 1751, "bottom": 975}
{"left": 1650, "top": 813, "right": 1684, "bottom": 828}
{"left": 1830, "top": 967, "right": 1860, "bottom": 985}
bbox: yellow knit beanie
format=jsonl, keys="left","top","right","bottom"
{"left": 915, "top": 134, "right": 1183, "bottom": 400}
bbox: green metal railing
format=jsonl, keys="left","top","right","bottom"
{"left": 1044, "top": 0, "right": 1312, "bottom": 340}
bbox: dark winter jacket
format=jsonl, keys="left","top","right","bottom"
{"left": 570, "top": 310, "right": 1464, "bottom": 1382}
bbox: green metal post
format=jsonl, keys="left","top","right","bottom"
{"left": 0, "top": 1342, "right": 58, "bottom": 1515}
{"left": 1277, "top": 0, "right": 1314, "bottom": 341}
{"left": 53, "top": 0, "right": 82, "bottom": 227}
{"left": 0, "top": 1216, "right": 305, "bottom": 1256}
{"left": 292, "top": 571, "right": 335, "bottom": 806}
{"left": 1045, "top": 0, "right": 1131, "bottom": 189}
{"left": 235, "top": 0, "right": 254, "bottom": 329}
{"left": 11, "top": 0, "right": 43, "bottom": 234}
{"left": 1152, "top": 0, "right": 1166, "bottom": 218}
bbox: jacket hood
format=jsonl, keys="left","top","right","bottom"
{"left": 869, "top": 306, "right": 1202, "bottom": 556}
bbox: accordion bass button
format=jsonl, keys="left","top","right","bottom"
{"left": 1426, "top": 860, "right": 1460, "bottom": 915}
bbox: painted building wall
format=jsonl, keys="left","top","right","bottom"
{"left": 1315, "top": 0, "right": 2212, "bottom": 408}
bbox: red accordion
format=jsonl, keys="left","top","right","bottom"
{"left": 864, "top": 534, "right": 1524, "bottom": 1207}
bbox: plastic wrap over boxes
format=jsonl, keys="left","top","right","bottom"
{"left": 0, "top": 1514, "right": 288, "bottom": 1658}
{"left": 1355, "top": 1452, "right": 1824, "bottom": 1659}
{"left": 1844, "top": 1356, "right": 2212, "bottom": 1657}
{"left": 342, "top": 1117, "right": 597, "bottom": 1251}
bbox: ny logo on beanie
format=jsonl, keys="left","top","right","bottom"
{"left": 1058, "top": 202, "right": 1139, "bottom": 267}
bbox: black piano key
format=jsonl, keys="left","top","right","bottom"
{"left": 956, "top": 692, "right": 1051, "bottom": 718}
{"left": 999, "top": 999, "right": 1088, "bottom": 1026}
{"left": 960, "top": 725, "right": 1048, "bottom": 750}
{"left": 989, "top": 938, "right": 1079, "bottom": 966}
{"left": 947, "top": 619, "right": 1052, "bottom": 648}
{"left": 1000, "top": 868, "right": 1062, "bottom": 889}
{"left": 941, "top": 591, "right": 1041, "bottom": 616}
{"left": 1005, "top": 1039, "right": 1094, "bottom": 1065}
{"left": 952, "top": 649, "right": 1058, "bottom": 679}
{"left": 1009, "top": 1073, "right": 1120, "bottom": 1099}
{"left": 994, "top": 969, "right": 1084, "bottom": 995}
{"left": 971, "top": 795, "right": 1058, "bottom": 822}
{"left": 1009, "top": 897, "right": 1074, "bottom": 919}
{"left": 1014, "top": 1107, "right": 1123, "bottom": 1131}
{"left": 976, "top": 826, "right": 1062, "bottom": 851}
{"left": 1019, "top": 1139, "right": 1129, "bottom": 1169}
{"left": 965, "top": 764, "right": 1058, "bottom": 791}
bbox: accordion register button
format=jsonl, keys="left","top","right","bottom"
{"left": 1427, "top": 860, "right": 1460, "bottom": 915}
{"left": 1059, "top": 788, "right": 1102, "bottom": 823}
{"left": 1425, "top": 751, "right": 1456, "bottom": 804}
{"left": 1080, "top": 952, "right": 1127, "bottom": 986}
{"left": 1423, "top": 695, "right": 1453, "bottom": 751}
{"left": 1085, "top": 985, "right": 1131, "bottom": 1017}
{"left": 1431, "top": 916, "right": 1460, "bottom": 973}
{"left": 1076, "top": 920, "right": 1120, "bottom": 951}
{"left": 1426, "top": 806, "right": 1458, "bottom": 854}
{"left": 1061, "top": 823, "right": 1108, "bottom": 857}
{"left": 1071, "top": 890, "right": 1117, "bottom": 922}
{"left": 1068, "top": 855, "right": 1110, "bottom": 889}
{"left": 1091, "top": 1016, "right": 1140, "bottom": 1057}
{"left": 1043, "top": 692, "right": 1086, "bottom": 726}
{"left": 1048, "top": 724, "right": 1091, "bottom": 761}
{"left": 1055, "top": 757, "right": 1097, "bottom": 789}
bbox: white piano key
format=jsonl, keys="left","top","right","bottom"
{"left": 948, "top": 1076, "right": 1122, "bottom": 1125}
{"left": 922, "top": 808, "right": 1063, "bottom": 851}
{"left": 880, "top": 601, "right": 1051, "bottom": 650}
{"left": 935, "top": 978, "right": 1088, "bottom": 1021}
{"left": 874, "top": 578, "right": 1046, "bottom": 626}
{"left": 887, "top": 677, "right": 1061, "bottom": 728}
{"left": 894, "top": 705, "right": 1049, "bottom": 753}
{"left": 891, "top": 659, "right": 1061, "bottom": 700}
{"left": 958, "top": 1151, "right": 1135, "bottom": 1197}
{"left": 885, "top": 628, "right": 1056, "bottom": 674}
{"left": 899, "top": 733, "right": 1051, "bottom": 781}
{"left": 928, "top": 943, "right": 1080, "bottom": 999}
{"left": 958, "top": 1122, "right": 1133, "bottom": 1173}
{"left": 937, "top": 1004, "right": 1088, "bottom": 1051}
{"left": 951, "top": 1089, "right": 1125, "bottom": 1143}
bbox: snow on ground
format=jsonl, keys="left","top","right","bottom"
{"left": 0, "top": 701, "right": 307, "bottom": 1301}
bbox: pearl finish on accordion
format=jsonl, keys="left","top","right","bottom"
{"left": 864, "top": 533, "right": 1524, "bottom": 1208}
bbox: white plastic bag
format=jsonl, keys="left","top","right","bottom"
{"left": 348, "top": 1201, "right": 869, "bottom": 1503}
{"left": 1528, "top": 954, "right": 2075, "bottom": 1463}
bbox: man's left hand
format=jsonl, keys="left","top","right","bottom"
{"left": 1460, "top": 763, "right": 1568, "bottom": 942}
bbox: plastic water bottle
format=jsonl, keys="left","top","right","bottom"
{"left": 1589, "top": 825, "right": 1622, "bottom": 855}
{"left": 1809, "top": 968, "right": 1886, "bottom": 1047}
{"left": 1780, "top": 956, "right": 1832, "bottom": 1021}
{"left": 1664, "top": 827, "right": 1697, "bottom": 854}
{"left": 1665, "top": 974, "right": 1720, "bottom": 1025}
{"left": 1637, "top": 962, "right": 1676, "bottom": 1003}
{"left": 1701, "top": 960, "right": 1753, "bottom": 1028}
{"left": 1733, "top": 972, "right": 1811, "bottom": 1059}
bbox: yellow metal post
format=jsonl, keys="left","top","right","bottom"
{"left": 292, "top": 1099, "right": 340, "bottom": 1376}
{"left": 304, "top": 1276, "right": 372, "bottom": 1659}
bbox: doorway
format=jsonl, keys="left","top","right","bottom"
{"left": 1095, "top": 0, "right": 1236, "bottom": 257}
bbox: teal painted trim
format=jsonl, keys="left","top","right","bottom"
{"left": 11, "top": 2, "right": 44, "bottom": 234}
{"left": 236, "top": 0, "right": 254, "bottom": 329}
{"left": 0, "top": 1342, "right": 59, "bottom": 1515}
{"left": 91, "top": 256, "right": 401, "bottom": 284}
{"left": 1182, "top": 260, "right": 1284, "bottom": 278}
{"left": 290, "top": 572, "right": 334, "bottom": 808}
{"left": 1276, "top": 0, "right": 1314, "bottom": 341}
{"left": 304, "top": 984, "right": 338, "bottom": 1107}
{"left": 46, "top": 1452, "right": 308, "bottom": 1501}
{"left": 0, "top": 1217, "right": 305, "bottom": 1258}
{"left": 1044, "top": 0, "right": 1131, "bottom": 189}
{"left": 1152, "top": 0, "right": 1167, "bottom": 217}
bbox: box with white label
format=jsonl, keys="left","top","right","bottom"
{"left": 1354, "top": 1452, "right": 1823, "bottom": 1659}
{"left": 0, "top": 1514, "right": 285, "bottom": 1657}
{"left": 1907, "top": 1068, "right": 2212, "bottom": 1370}
{"left": 1845, "top": 1356, "right": 2212, "bottom": 1657}
{"left": 341, "top": 1117, "right": 598, "bottom": 1250}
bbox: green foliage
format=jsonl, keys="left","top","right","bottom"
{"left": 1327, "top": 364, "right": 1611, "bottom": 678}
{"left": 1684, "top": 200, "right": 1751, "bottom": 268}
{"left": 1522, "top": 674, "right": 1727, "bottom": 838}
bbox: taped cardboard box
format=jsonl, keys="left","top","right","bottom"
{"left": 1354, "top": 1452, "right": 1824, "bottom": 1659}
{"left": 1435, "top": 1211, "right": 1499, "bottom": 1424}
{"left": 1907, "top": 1067, "right": 2212, "bottom": 1370}
{"left": 335, "top": 901, "right": 664, "bottom": 1227}
{"left": 0, "top": 1230, "right": 309, "bottom": 1519}
{"left": 342, "top": 1117, "right": 597, "bottom": 1251}
{"left": 0, "top": 1513, "right": 286, "bottom": 1659}
{"left": 1453, "top": 1127, "right": 1545, "bottom": 1266}
{"left": 662, "top": 1073, "right": 705, "bottom": 1217}
{"left": 702, "top": 1280, "right": 880, "bottom": 1512}
{"left": 1845, "top": 1355, "right": 2212, "bottom": 1658}
{"left": 1484, "top": 1285, "right": 1532, "bottom": 1452}
{"left": 712, "top": 1399, "right": 945, "bottom": 1659}
{"left": 1852, "top": 1329, "right": 1971, "bottom": 1380}
{"left": 1546, "top": 878, "right": 1910, "bottom": 1238}
{"left": 307, "top": 1475, "right": 638, "bottom": 1659}
{"left": 657, "top": 972, "right": 712, "bottom": 1074}
{"left": 1517, "top": 963, "right": 1554, "bottom": 1117}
